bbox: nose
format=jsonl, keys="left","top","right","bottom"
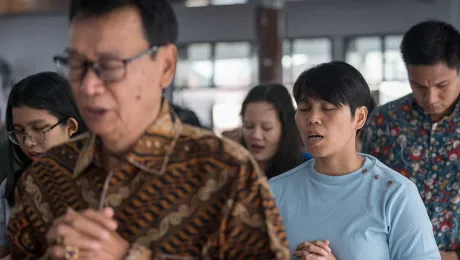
{"left": 425, "top": 87, "right": 440, "bottom": 105}
{"left": 23, "top": 134, "right": 36, "bottom": 148}
{"left": 79, "top": 68, "right": 105, "bottom": 96}
{"left": 307, "top": 110, "right": 321, "bottom": 125}
{"left": 251, "top": 126, "right": 263, "bottom": 140}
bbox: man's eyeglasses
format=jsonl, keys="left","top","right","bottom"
{"left": 53, "top": 46, "right": 159, "bottom": 84}
{"left": 7, "top": 118, "right": 68, "bottom": 146}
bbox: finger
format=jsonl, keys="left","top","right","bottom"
{"left": 81, "top": 209, "right": 118, "bottom": 231}
{"left": 302, "top": 255, "right": 326, "bottom": 260}
{"left": 46, "top": 214, "right": 79, "bottom": 244}
{"left": 305, "top": 244, "right": 329, "bottom": 257}
{"left": 296, "top": 242, "right": 311, "bottom": 250}
{"left": 312, "top": 240, "right": 331, "bottom": 253}
{"left": 53, "top": 223, "right": 102, "bottom": 250}
{"left": 70, "top": 215, "right": 112, "bottom": 241}
{"left": 47, "top": 245, "right": 65, "bottom": 259}
{"left": 46, "top": 246, "right": 97, "bottom": 260}
{"left": 101, "top": 207, "right": 115, "bottom": 218}
{"left": 292, "top": 250, "right": 307, "bottom": 258}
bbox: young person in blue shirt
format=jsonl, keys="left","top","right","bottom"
{"left": 269, "top": 61, "right": 440, "bottom": 260}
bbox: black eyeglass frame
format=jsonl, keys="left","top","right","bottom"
{"left": 53, "top": 46, "right": 160, "bottom": 84}
{"left": 7, "top": 117, "right": 69, "bottom": 146}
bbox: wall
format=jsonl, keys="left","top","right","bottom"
{"left": 0, "top": 0, "right": 457, "bottom": 80}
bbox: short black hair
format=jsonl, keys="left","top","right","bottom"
{"left": 70, "top": 0, "right": 178, "bottom": 46}
{"left": 401, "top": 20, "right": 460, "bottom": 69}
{"left": 293, "top": 61, "right": 371, "bottom": 116}
{"left": 241, "top": 84, "right": 303, "bottom": 179}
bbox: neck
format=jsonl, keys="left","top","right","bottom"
{"left": 314, "top": 146, "right": 364, "bottom": 176}
{"left": 101, "top": 101, "right": 162, "bottom": 161}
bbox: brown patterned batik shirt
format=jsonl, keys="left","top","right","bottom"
{"left": 7, "top": 101, "right": 290, "bottom": 259}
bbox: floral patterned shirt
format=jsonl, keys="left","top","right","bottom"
{"left": 362, "top": 94, "right": 460, "bottom": 251}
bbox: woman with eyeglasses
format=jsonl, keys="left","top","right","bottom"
{"left": 0, "top": 72, "right": 87, "bottom": 258}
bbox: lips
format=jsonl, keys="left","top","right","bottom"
{"left": 250, "top": 144, "right": 265, "bottom": 153}
{"left": 83, "top": 106, "right": 109, "bottom": 120}
{"left": 306, "top": 130, "right": 324, "bottom": 145}
{"left": 28, "top": 152, "right": 43, "bottom": 159}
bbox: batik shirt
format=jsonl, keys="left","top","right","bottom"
{"left": 362, "top": 94, "right": 460, "bottom": 251}
{"left": 7, "top": 100, "right": 290, "bottom": 259}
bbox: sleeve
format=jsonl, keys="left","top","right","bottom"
{"left": 387, "top": 181, "right": 441, "bottom": 260}
{"left": 7, "top": 171, "right": 47, "bottom": 259}
{"left": 208, "top": 160, "right": 290, "bottom": 259}
{"left": 0, "top": 180, "right": 10, "bottom": 247}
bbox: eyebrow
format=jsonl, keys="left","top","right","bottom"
{"left": 409, "top": 79, "right": 449, "bottom": 87}
{"left": 13, "top": 119, "right": 47, "bottom": 128}
{"left": 65, "top": 48, "right": 122, "bottom": 60}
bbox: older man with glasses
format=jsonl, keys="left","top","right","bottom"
{"left": 7, "top": 0, "right": 289, "bottom": 259}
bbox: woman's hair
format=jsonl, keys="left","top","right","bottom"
{"left": 240, "top": 84, "right": 303, "bottom": 179}
{"left": 4, "top": 72, "right": 87, "bottom": 206}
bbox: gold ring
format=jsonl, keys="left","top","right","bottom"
{"left": 55, "top": 236, "right": 63, "bottom": 245}
{"left": 64, "top": 246, "right": 79, "bottom": 260}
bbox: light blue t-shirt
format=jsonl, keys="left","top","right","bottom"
{"left": 269, "top": 154, "right": 440, "bottom": 260}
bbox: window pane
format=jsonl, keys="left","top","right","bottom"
{"left": 211, "top": 0, "right": 247, "bottom": 5}
{"left": 292, "top": 38, "right": 332, "bottom": 82}
{"left": 212, "top": 89, "right": 248, "bottom": 134}
{"left": 185, "top": 0, "right": 210, "bottom": 7}
{"left": 384, "top": 35, "right": 407, "bottom": 81}
{"left": 346, "top": 37, "right": 383, "bottom": 87}
{"left": 214, "top": 42, "right": 252, "bottom": 88}
{"left": 174, "top": 43, "right": 213, "bottom": 88}
{"left": 282, "top": 40, "right": 292, "bottom": 85}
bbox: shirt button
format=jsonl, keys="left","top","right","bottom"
{"left": 374, "top": 175, "right": 380, "bottom": 180}
{"left": 362, "top": 169, "right": 368, "bottom": 174}
{"left": 387, "top": 181, "right": 393, "bottom": 187}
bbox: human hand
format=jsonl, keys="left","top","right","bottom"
{"left": 440, "top": 251, "right": 459, "bottom": 260}
{"left": 46, "top": 207, "right": 129, "bottom": 260}
{"left": 292, "top": 240, "right": 337, "bottom": 260}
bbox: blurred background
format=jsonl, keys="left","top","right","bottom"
{"left": 0, "top": 0, "right": 458, "bottom": 133}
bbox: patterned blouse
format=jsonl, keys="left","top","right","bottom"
{"left": 362, "top": 94, "right": 460, "bottom": 251}
{"left": 7, "top": 101, "right": 290, "bottom": 259}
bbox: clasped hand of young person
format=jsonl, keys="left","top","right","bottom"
{"left": 293, "top": 240, "right": 337, "bottom": 260}
{"left": 46, "top": 207, "right": 130, "bottom": 260}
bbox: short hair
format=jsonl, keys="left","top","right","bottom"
{"left": 401, "top": 20, "right": 460, "bottom": 69}
{"left": 293, "top": 61, "right": 371, "bottom": 116}
{"left": 241, "top": 84, "right": 303, "bottom": 179}
{"left": 70, "top": 0, "right": 178, "bottom": 46}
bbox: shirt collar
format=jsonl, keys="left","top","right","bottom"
{"left": 73, "top": 99, "right": 182, "bottom": 178}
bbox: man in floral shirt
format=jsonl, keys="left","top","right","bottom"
{"left": 362, "top": 20, "right": 460, "bottom": 260}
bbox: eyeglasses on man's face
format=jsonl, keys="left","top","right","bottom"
{"left": 7, "top": 118, "right": 68, "bottom": 146}
{"left": 53, "top": 46, "right": 159, "bottom": 84}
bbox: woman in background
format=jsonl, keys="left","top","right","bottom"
{"left": 0, "top": 72, "right": 87, "bottom": 257}
{"left": 240, "top": 84, "right": 305, "bottom": 179}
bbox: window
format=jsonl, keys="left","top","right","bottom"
{"left": 174, "top": 43, "right": 213, "bottom": 88}
{"left": 282, "top": 38, "right": 332, "bottom": 85}
{"left": 345, "top": 35, "right": 411, "bottom": 105}
{"left": 185, "top": 0, "right": 247, "bottom": 7}
{"left": 346, "top": 36, "right": 383, "bottom": 87}
{"left": 214, "top": 42, "right": 252, "bottom": 88}
{"left": 384, "top": 35, "right": 407, "bottom": 81}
